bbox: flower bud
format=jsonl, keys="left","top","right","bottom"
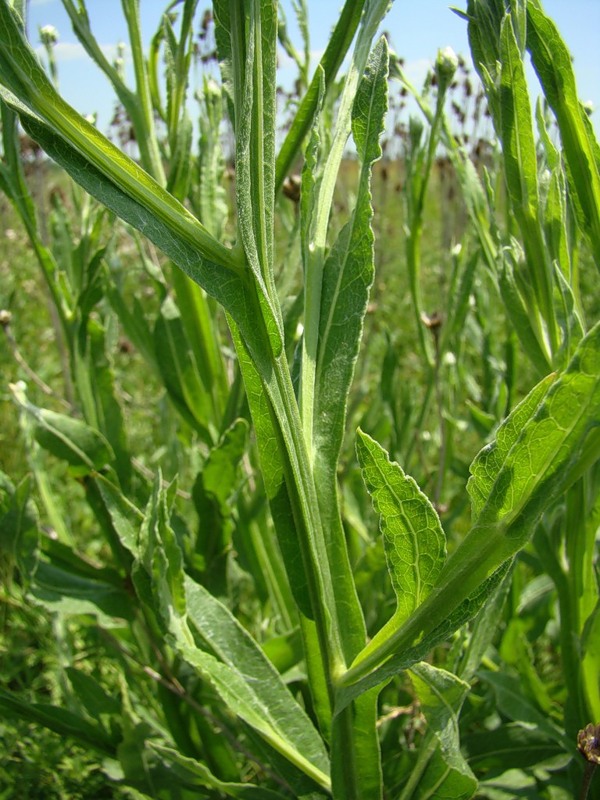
{"left": 39, "top": 25, "right": 59, "bottom": 46}
{"left": 435, "top": 46, "right": 458, "bottom": 93}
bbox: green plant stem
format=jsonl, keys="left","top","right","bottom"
{"left": 271, "top": 352, "right": 345, "bottom": 680}
{"left": 580, "top": 762, "right": 598, "bottom": 800}
{"left": 406, "top": 86, "right": 449, "bottom": 373}
{"left": 121, "top": 0, "right": 166, "bottom": 184}
{"left": 274, "top": 0, "right": 368, "bottom": 194}
{"left": 398, "top": 733, "right": 438, "bottom": 800}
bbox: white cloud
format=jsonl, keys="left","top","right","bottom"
{"left": 35, "top": 41, "right": 129, "bottom": 64}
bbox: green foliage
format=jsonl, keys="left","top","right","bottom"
{"left": 0, "top": 1, "right": 599, "bottom": 798}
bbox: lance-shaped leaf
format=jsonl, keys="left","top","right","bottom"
{"left": 133, "top": 479, "right": 331, "bottom": 789}
{"left": 153, "top": 295, "right": 215, "bottom": 442}
{"left": 214, "top": 0, "right": 283, "bottom": 357}
{"left": 30, "top": 533, "right": 134, "bottom": 625}
{"left": 338, "top": 321, "right": 600, "bottom": 704}
{"left": 307, "top": 39, "right": 389, "bottom": 673}
{"left": 499, "top": 13, "right": 556, "bottom": 351}
{"left": 0, "top": 687, "right": 118, "bottom": 756}
{"left": 334, "top": 562, "right": 511, "bottom": 713}
{"left": 356, "top": 430, "right": 446, "bottom": 652}
{"left": 500, "top": 16, "right": 555, "bottom": 334}
{"left": 149, "top": 743, "right": 289, "bottom": 799}
{"left": 0, "top": 5, "right": 281, "bottom": 373}
{"left": 0, "top": 471, "right": 39, "bottom": 577}
{"left": 230, "top": 322, "right": 332, "bottom": 738}
{"left": 0, "top": 3, "right": 232, "bottom": 269}
{"left": 275, "top": 0, "right": 369, "bottom": 192}
{"left": 192, "top": 417, "right": 249, "bottom": 591}
{"left": 171, "top": 577, "right": 331, "bottom": 791}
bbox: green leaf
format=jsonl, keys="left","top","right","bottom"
{"left": 192, "top": 418, "right": 249, "bottom": 591}
{"left": 0, "top": 471, "right": 39, "bottom": 577}
{"left": 11, "top": 382, "right": 114, "bottom": 476}
{"left": 0, "top": 687, "right": 117, "bottom": 756}
{"left": 478, "top": 670, "right": 572, "bottom": 752}
{"left": 154, "top": 294, "right": 215, "bottom": 442}
{"left": 139, "top": 477, "right": 187, "bottom": 625}
{"left": 335, "top": 560, "right": 511, "bottom": 713}
{"left": 312, "top": 38, "right": 388, "bottom": 663}
{"left": 275, "top": 0, "right": 369, "bottom": 192}
{"left": 463, "top": 722, "right": 566, "bottom": 773}
{"left": 468, "top": 322, "right": 600, "bottom": 537}
{"left": 500, "top": 14, "right": 539, "bottom": 222}
{"left": 499, "top": 14, "right": 555, "bottom": 351}
{"left": 65, "top": 666, "right": 122, "bottom": 723}
{"left": 196, "top": 76, "right": 229, "bottom": 239}
{"left": 169, "top": 576, "right": 331, "bottom": 791}
{"left": 407, "top": 664, "right": 477, "bottom": 800}
{"left": 200, "top": 417, "right": 249, "bottom": 508}
{"left": 410, "top": 747, "right": 479, "bottom": 800}
{"left": 79, "top": 318, "right": 133, "bottom": 491}
{"left": 150, "top": 743, "right": 289, "bottom": 799}
{"left": 457, "top": 561, "right": 513, "bottom": 682}
{"left": 0, "top": 3, "right": 228, "bottom": 266}
{"left": 498, "top": 255, "right": 552, "bottom": 374}
{"left": 527, "top": 3, "right": 600, "bottom": 268}
{"left": 466, "top": 374, "right": 556, "bottom": 521}
{"left": 11, "top": 107, "right": 269, "bottom": 366}
{"left": 231, "top": 324, "right": 311, "bottom": 617}
{"left": 230, "top": 320, "right": 334, "bottom": 737}
{"left": 356, "top": 429, "right": 446, "bottom": 643}
{"left": 31, "top": 537, "right": 134, "bottom": 625}
{"left": 216, "top": 0, "right": 283, "bottom": 357}
{"left": 91, "top": 473, "right": 143, "bottom": 557}
{"left": 338, "top": 321, "right": 600, "bottom": 700}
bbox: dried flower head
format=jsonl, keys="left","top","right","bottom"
{"left": 578, "top": 723, "right": 600, "bottom": 765}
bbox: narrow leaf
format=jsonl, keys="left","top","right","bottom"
{"left": 527, "top": 3, "right": 600, "bottom": 267}
{"left": 0, "top": 3, "right": 228, "bottom": 266}
{"left": 275, "top": 0, "right": 369, "bottom": 191}
{"left": 154, "top": 295, "right": 215, "bottom": 442}
{"left": 150, "top": 743, "right": 288, "bottom": 799}
{"left": 169, "top": 576, "right": 331, "bottom": 791}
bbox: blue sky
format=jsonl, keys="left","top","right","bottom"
{"left": 27, "top": 0, "right": 600, "bottom": 137}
